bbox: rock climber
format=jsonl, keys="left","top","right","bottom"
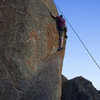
{"left": 50, "top": 11, "right": 68, "bottom": 51}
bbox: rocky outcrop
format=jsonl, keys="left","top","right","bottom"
{"left": 0, "top": 0, "right": 66, "bottom": 100}
{"left": 98, "top": 90, "right": 100, "bottom": 94}
{"left": 62, "top": 74, "right": 68, "bottom": 84}
{"left": 61, "top": 76, "right": 100, "bottom": 100}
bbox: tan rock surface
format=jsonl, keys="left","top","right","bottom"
{"left": 0, "top": 0, "right": 66, "bottom": 100}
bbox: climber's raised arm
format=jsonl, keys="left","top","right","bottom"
{"left": 50, "top": 11, "right": 56, "bottom": 19}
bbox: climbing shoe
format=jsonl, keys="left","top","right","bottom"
{"left": 57, "top": 47, "right": 63, "bottom": 51}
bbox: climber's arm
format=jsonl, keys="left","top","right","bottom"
{"left": 50, "top": 11, "right": 56, "bottom": 19}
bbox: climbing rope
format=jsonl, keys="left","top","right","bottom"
{"left": 53, "top": 0, "right": 100, "bottom": 70}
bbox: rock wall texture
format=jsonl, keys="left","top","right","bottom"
{"left": 0, "top": 0, "right": 66, "bottom": 100}
{"left": 61, "top": 77, "right": 100, "bottom": 100}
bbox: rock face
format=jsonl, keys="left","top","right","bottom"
{"left": 61, "top": 76, "right": 100, "bottom": 100}
{"left": 0, "top": 0, "right": 66, "bottom": 100}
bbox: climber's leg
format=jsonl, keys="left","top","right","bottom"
{"left": 59, "top": 36, "right": 63, "bottom": 48}
{"left": 64, "top": 26, "right": 68, "bottom": 39}
{"left": 57, "top": 37, "right": 63, "bottom": 51}
{"left": 57, "top": 31, "right": 64, "bottom": 51}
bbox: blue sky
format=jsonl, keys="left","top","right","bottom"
{"left": 54, "top": 0, "right": 100, "bottom": 90}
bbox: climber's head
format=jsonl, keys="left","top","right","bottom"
{"left": 60, "top": 15, "right": 63, "bottom": 18}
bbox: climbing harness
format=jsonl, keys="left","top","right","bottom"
{"left": 53, "top": 0, "right": 100, "bottom": 70}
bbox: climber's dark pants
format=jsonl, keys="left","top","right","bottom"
{"left": 58, "top": 26, "right": 67, "bottom": 48}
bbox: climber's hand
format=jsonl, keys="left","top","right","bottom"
{"left": 50, "top": 11, "right": 52, "bottom": 15}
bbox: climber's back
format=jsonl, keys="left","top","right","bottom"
{"left": 56, "top": 15, "right": 65, "bottom": 28}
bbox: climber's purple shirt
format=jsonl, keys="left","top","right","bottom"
{"left": 56, "top": 16, "right": 65, "bottom": 27}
